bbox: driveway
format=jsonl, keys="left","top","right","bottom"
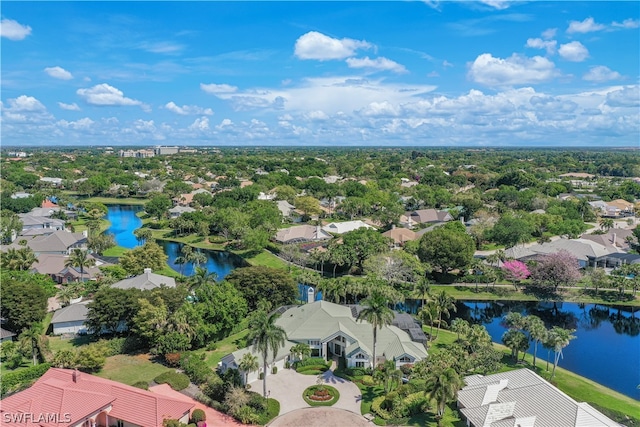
{"left": 268, "top": 407, "right": 370, "bottom": 427}
{"left": 249, "top": 366, "right": 363, "bottom": 416}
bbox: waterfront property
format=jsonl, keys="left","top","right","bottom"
{"left": 458, "top": 368, "right": 620, "bottom": 427}
{"left": 110, "top": 268, "right": 176, "bottom": 290}
{"left": 220, "top": 301, "right": 428, "bottom": 384}
{"left": 0, "top": 368, "right": 194, "bottom": 427}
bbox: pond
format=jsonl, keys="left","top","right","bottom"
{"left": 453, "top": 300, "right": 640, "bottom": 400}
{"left": 104, "top": 205, "right": 245, "bottom": 280}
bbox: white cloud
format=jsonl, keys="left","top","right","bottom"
{"left": 138, "top": 41, "right": 184, "bottom": 54}
{"left": 216, "top": 118, "right": 233, "bottom": 130}
{"left": 5, "top": 95, "right": 46, "bottom": 112}
{"left": 478, "top": 0, "right": 510, "bottom": 10}
{"left": 558, "top": 41, "right": 589, "bottom": 62}
{"left": 44, "top": 66, "right": 73, "bottom": 80}
{"left": 189, "top": 117, "right": 210, "bottom": 131}
{"left": 57, "top": 117, "right": 94, "bottom": 130}
{"left": 612, "top": 19, "right": 640, "bottom": 29}
{"left": 303, "top": 110, "right": 329, "bottom": 121}
{"left": 567, "top": 17, "right": 605, "bottom": 34}
{"left": 358, "top": 101, "right": 401, "bottom": 117}
{"left": 468, "top": 53, "right": 558, "bottom": 87}
{"left": 76, "top": 84, "right": 145, "bottom": 108}
{"left": 200, "top": 83, "right": 238, "bottom": 95}
{"left": 605, "top": 86, "right": 639, "bottom": 108}
{"left": 294, "top": 31, "right": 371, "bottom": 61}
{"left": 165, "top": 101, "right": 213, "bottom": 116}
{"left": 346, "top": 56, "right": 407, "bottom": 73}
{"left": 133, "top": 119, "right": 156, "bottom": 132}
{"left": 541, "top": 28, "right": 557, "bottom": 39}
{"left": 58, "top": 102, "right": 80, "bottom": 111}
{"left": 0, "top": 18, "right": 32, "bottom": 40}
{"left": 526, "top": 38, "right": 557, "bottom": 55}
{"left": 583, "top": 66, "right": 622, "bottom": 82}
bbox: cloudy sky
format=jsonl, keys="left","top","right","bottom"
{"left": 1, "top": 1, "right": 638, "bottom": 147}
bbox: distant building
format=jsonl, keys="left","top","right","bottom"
{"left": 153, "top": 146, "right": 179, "bottom": 155}
{"left": 322, "top": 220, "right": 373, "bottom": 235}
{"left": 275, "top": 225, "right": 332, "bottom": 244}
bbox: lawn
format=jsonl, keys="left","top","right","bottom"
{"left": 68, "top": 217, "right": 111, "bottom": 234}
{"left": 48, "top": 335, "right": 92, "bottom": 353}
{"left": 81, "top": 196, "right": 148, "bottom": 206}
{"left": 204, "top": 329, "right": 250, "bottom": 368}
{"left": 102, "top": 245, "right": 129, "bottom": 257}
{"left": 96, "top": 354, "right": 173, "bottom": 386}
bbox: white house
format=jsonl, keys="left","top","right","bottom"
{"left": 51, "top": 301, "right": 90, "bottom": 335}
{"left": 322, "top": 220, "right": 373, "bottom": 235}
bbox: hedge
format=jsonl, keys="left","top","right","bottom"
{"left": 154, "top": 371, "right": 190, "bottom": 391}
{"left": 256, "top": 398, "right": 281, "bottom": 425}
{"left": 1, "top": 363, "right": 51, "bottom": 396}
{"left": 296, "top": 365, "right": 329, "bottom": 374}
{"left": 371, "top": 396, "right": 391, "bottom": 420}
{"left": 293, "top": 357, "right": 329, "bottom": 369}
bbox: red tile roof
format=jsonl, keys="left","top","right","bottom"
{"left": 41, "top": 200, "right": 58, "bottom": 208}
{"left": 1, "top": 368, "right": 194, "bottom": 427}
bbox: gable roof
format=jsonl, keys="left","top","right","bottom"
{"left": 1, "top": 327, "right": 16, "bottom": 339}
{"left": 458, "top": 369, "right": 619, "bottom": 427}
{"left": 0, "top": 368, "right": 194, "bottom": 427}
{"left": 51, "top": 301, "right": 90, "bottom": 324}
{"left": 382, "top": 227, "right": 417, "bottom": 244}
{"left": 111, "top": 270, "right": 176, "bottom": 290}
{"left": 275, "top": 225, "right": 332, "bottom": 244}
{"left": 322, "top": 220, "right": 373, "bottom": 235}
{"left": 408, "top": 209, "right": 453, "bottom": 223}
{"left": 7, "top": 231, "right": 86, "bottom": 254}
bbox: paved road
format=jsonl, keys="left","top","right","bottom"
{"left": 249, "top": 365, "right": 363, "bottom": 416}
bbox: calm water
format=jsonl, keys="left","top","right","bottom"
{"left": 453, "top": 300, "right": 640, "bottom": 400}
{"left": 105, "top": 205, "right": 244, "bottom": 280}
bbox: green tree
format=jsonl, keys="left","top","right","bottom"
{"left": 1, "top": 247, "right": 37, "bottom": 271}
{"left": 502, "top": 330, "right": 529, "bottom": 361}
{"left": 145, "top": 194, "right": 172, "bottom": 220}
{"left": 226, "top": 266, "right": 296, "bottom": 311}
{"left": 247, "top": 309, "right": 288, "bottom": 398}
{"left": 191, "top": 281, "right": 248, "bottom": 345}
{"left": 65, "top": 249, "right": 96, "bottom": 282}
{"left": 433, "top": 291, "right": 457, "bottom": 339}
{"left": 357, "top": 291, "right": 395, "bottom": 369}
{"left": 86, "top": 288, "right": 140, "bottom": 334}
{"left": 19, "top": 323, "right": 48, "bottom": 366}
{"left": 0, "top": 276, "right": 48, "bottom": 332}
{"left": 425, "top": 367, "right": 463, "bottom": 418}
{"left": 238, "top": 352, "right": 260, "bottom": 386}
{"left": 487, "top": 216, "right": 534, "bottom": 248}
{"left": 133, "top": 227, "right": 154, "bottom": 244}
{"left": 450, "top": 318, "right": 470, "bottom": 342}
{"left": 74, "top": 344, "right": 106, "bottom": 372}
{"left": 341, "top": 227, "right": 390, "bottom": 272}
{"left": 547, "top": 327, "right": 577, "bottom": 379}
{"left": 119, "top": 241, "right": 168, "bottom": 275}
{"left": 417, "top": 225, "right": 475, "bottom": 273}
{"left": 0, "top": 210, "right": 22, "bottom": 244}
{"left": 87, "top": 233, "right": 116, "bottom": 255}
{"left": 294, "top": 195, "right": 322, "bottom": 219}
{"left": 290, "top": 343, "right": 311, "bottom": 361}
{"left": 599, "top": 217, "right": 615, "bottom": 232}
{"left": 525, "top": 315, "right": 547, "bottom": 368}
{"left": 132, "top": 297, "right": 168, "bottom": 347}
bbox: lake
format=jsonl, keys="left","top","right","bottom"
{"left": 105, "top": 205, "right": 244, "bottom": 280}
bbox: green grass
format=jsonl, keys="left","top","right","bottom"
{"left": 303, "top": 385, "right": 340, "bottom": 406}
{"left": 96, "top": 354, "right": 173, "bottom": 386}
{"left": 257, "top": 398, "right": 280, "bottom": 425}
{"left": 204, "top": 329, "right": 250, "bottom": 368}
{"left": 48, "top": 335, "right": 92, "bottom": 353}
{"left": 68, "top": 217, "right": 111, "bottom": 234}
{"left": 80, "top": 196, "right": 148, "bottom": 206}
{"left": 102, "top": 245, "right": 129, "bottom": 257}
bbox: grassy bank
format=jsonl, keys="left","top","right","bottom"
{"left": 80, "top": 196, "right": 147, "bottom": 206}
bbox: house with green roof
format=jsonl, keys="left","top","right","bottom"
{"left": 220, "top": 300, "right": 428, "bottom": 385}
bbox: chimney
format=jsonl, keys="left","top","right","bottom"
{"left": 612, "top": 233, "right": 617, "bottom": 246}
{"left": 72, "top": 368, "right": 80, "bottom": 383}
{"left": 143, "top": 268, "right": 152, "bottom": 274}
{"left": 391, "top": 224, "right": 396, "bottom": 230}
{"left": 316, "top": 225, "right": 321, "bottom": 237}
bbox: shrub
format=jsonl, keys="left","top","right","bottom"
{"left": 361, "top": 375, "right": 377, "bottom": 386}
{"left": 132, "top": 381, "right": 149, "bottom": 390}
{"left": 0, "top": 363, "right": 51, "bottom": 396}
{"left": 296, "top": 364, "right": 328, "bottom": 373}
{"left": 180, "top": 353, "right": 212, "bottom": 384}
{"left": 256, "top": 398, "right": 280, "bottom": 425}
{"left": 271, "top": 366, "right": 277, "bottom": 375}
{"left": 190, "top": 409, "right": 206, "bottom": 424}
{"left": 200, "top": 374, "right": 226, "bottom": 401}
{"left": 293, "top": 357, "right": 327, "bottom": 369}
{"left": 371, "top": 396, "right": 391, "bottom": 420}
{"left": 158, "top": 332, "right": 191, "bottom": 355}
{"left": 234, "top": 405, "right": 259, "bottom": 424}
{"left": 154, "top": 371, "right": 190, "bottom": 391}
{"left": 284, "top": 361, "right": 290, "bottom": 369}
{"left": 402, "top": 392, "right": 430, "bottom": 416}
{"left": 206, "top": 342, "right": 218, "bottom": 351}
{"left": 399, "top": 364, "right": 413, "bottom": 376}
{"left": 247, "top": 391, "right": 267, "bottom": 412}
{"left": 75, "top": 344, "right": 106, "bottom": 372}
{"left": 165, "top": 353, "right": 181, "bottom": 367}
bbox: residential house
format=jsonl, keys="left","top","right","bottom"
{"left": 0, "top": 327, "right": 16, "bottom": 343}
{"left": 39, "top": 177, "right": 63, "bottom": 186}
{"left": 18, "top": 213, "right": 66, "bottom": 234}
{"left": 10, "top": 191, "right": 31, "bottom": 199}
{"left": 0, "top": 368, "right": 194, "bottom": 427}
{"left": 590, "top": 199, "right": 635, "bottom": 218}
{"left": 276, "top": 200, "right": 301, "bottom": 222}
{"left": 275, "top": 225, "right": 332, "bottom": 244}
{"left": 580, "top": 228, "right": 634, "bottom": 251}
{"left": 168, "top": 205, "right": 196, "bottom": 218}
{"left": 51, "top": 301, "right": 90, "bottom": 335}
{"left": 110, "top": 268, "right": 176, "bottom": 290}
{"left": 220, "top": 301, "right": 428, "bottom": 384}
{"left": 5, "top": 231, "right": 87, "bottom": 255}
{"left": 504, "top": 238, "right": 620, "bottom": 269}
{"left": 258, "top": 192, "right": 276, "bottom": 200}
{"left": 458, "top": 368, "right": 619, "bottom": 427}
{"left": 32, "top": 253, "right": 109, "bottom": 284}
{"left": 322, "top": 220, "right": 373, "bottom": 235}
{"left": 382, "top": 226, "right": 417, "bottom": 247}
{"left": 407, "top": 209, "right": 454, "bottom": 225}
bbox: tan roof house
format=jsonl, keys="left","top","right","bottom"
{"left": 382, "top": 226, "right": 417, "bottom": 247}
{"left": 275, "top": 225, "right": 332, "bottom": 244}
{"left": 111, "top": 269, "right": 176, "bottom": 290}
{"left": 408, "top": 209, "right": 453, "bottom": 224}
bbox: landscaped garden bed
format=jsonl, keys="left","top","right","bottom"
{"left": 303, "top": 385, "right": 340, "bottom": 407}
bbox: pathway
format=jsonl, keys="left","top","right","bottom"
{"left": 267, "top": 407, "right": 370, "bottom": 427}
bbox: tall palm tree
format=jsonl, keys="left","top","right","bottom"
{"left": 419, "top": 300, "right": 439, "bottom": 341}
{"left": 57, "top": 283, "right": 83, "bottom": 307}
{"left": 238, "top": 352, "right": 260, "bottom": 386}
{"left": 247, "top": 309, "right": 288, "bottom": 398}
{"left": 19, "top": 323, "right": 48, "bottom": 366}
{"left": 65, "top": 249, "right": 96, "bottom": 282}
{"left": 174, "top": 255, "right": 187, "bottom": 277}
{"left": 189, "top": 251, "right": 207, "bottom": 269}
{"left": 357, "top": 291, "right": 395, "bottom": 370}
{"left": 189, "top": 267, "right": 217, "bottom": 292}
{"left": 2, "top": 247, "right": 37, "bottom": 271}
{"left": 290, "top": 342, "right": 311, "bottom": 362}
{"left": 599, "top": 218, "right": 614, "bottom": 232}
{"left": 434, "top": 291, "right": 457, "bottom": 339}
{"left": 524, "top": 315, "right": 547, "bottom": 368}
{"left": 414, "top": 277, "right": 431, "bottom": 309}
{"left": 425, "top": 367, "right": 463, "bottom": 418}
{"left": 547, "top": 326, "right": 576, "bottom": 379}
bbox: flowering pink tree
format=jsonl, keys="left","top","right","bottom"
{"left": 530, "top": 250, "right": 582, "bottom": 292}
{"left": 502, "top": 260, "right": 530, "bottom": 289}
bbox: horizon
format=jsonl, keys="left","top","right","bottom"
{"left": 1, "top": 1, "right": 639, "bottom": 147}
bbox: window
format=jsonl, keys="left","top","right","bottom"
{"left": 309, "top": 340, "right": 320, "bottom": 346}
{"left": 116, "top": 421, "right": 124, "bottom": 427}
{"left": 355, "top": 353, "right": 366, "bottom": 359}
{"left": 398, "top": 356, "right": 412, "bottom": 363}
{"left": 356, "top": 362, "right": 365, "bottom": 368}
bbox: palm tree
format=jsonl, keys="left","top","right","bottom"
{"left": 357, "top": 291, "right": 395, "bottom": 369}
{"left": 247, "top": 309, "right": 288, "bottom": 398}
{"left": 19, "top": 323, "right": 48, "bottom": 366}
{"left": 503, "top": 312, "right": 526, "bottom": 330}
{"left": 434, "top": 291, "right": 457, "bottom": 339}
{"left": 65, "top": 249, "right": 96, "bottom": 282}
{"left": 238, "top": 352, "right": 260, "bottom": 386}
{"left": 414, "top": 277, "right": 431, "bottom": 309}
{"left": 425, "top": 367, "right": 463, "bottom": 418}
{"left": 419, "top": 301, "right": 438, "bottom": 341}
{"left": 189, "top": 251, "right": 207, "bottom": 269}
{"left": 2, "top": 247, "right": 37, "bottom": 271}
{"left": 57, "top": 283, "right": 83, "bottom": 307}
{"left": 524, "top": 315, "right": 547, "bottom": 368}
{"left": 450, "top": 318, "right": 470, "bottom": 342}
{"left": 502, "top": 329, "right": 528, "bottom": 362}
{"left": 189, "top": 267, "right": 217, "bottom": 292}
{"left": 174, "top": 255, "right": 187, "bottom": 277}
{"left": 547, "top": 326, "right": 576, "bottom": 379}
{"left": 290, "top": 342, "right": 311, "bottom": 362}
{"left": 599, "top": 218, "right": 614, "bottom": 232}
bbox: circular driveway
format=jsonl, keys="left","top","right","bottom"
{"left": 268, "top": 407, "right": 370, "bottom": 427}
{"left": 249, "top": 366, "right": 363, "bottom": 416}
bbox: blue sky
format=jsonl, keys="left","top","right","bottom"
{"left": 1, "top": 1, "right": 639, "bottom": 147}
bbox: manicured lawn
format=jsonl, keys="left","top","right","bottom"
{"left": 204, "top": 329, "right": 250, "bottom": 368}
{"left": 81, "top": 196, "right": 147, "bottom": 206}
{"left": 68, "top": 217, "right": 111, "bottom": 234}
{"left": 96, "top": 354, "right": 173, "bottom": 386}
{"left": 102, "top": 245, "right": 129, "bottom": 257}
{"left": 240, "top": 250, "right": 288, "bottom": 269}
{"left": 48, "top": 335, "right": 92, "bottom": 353}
